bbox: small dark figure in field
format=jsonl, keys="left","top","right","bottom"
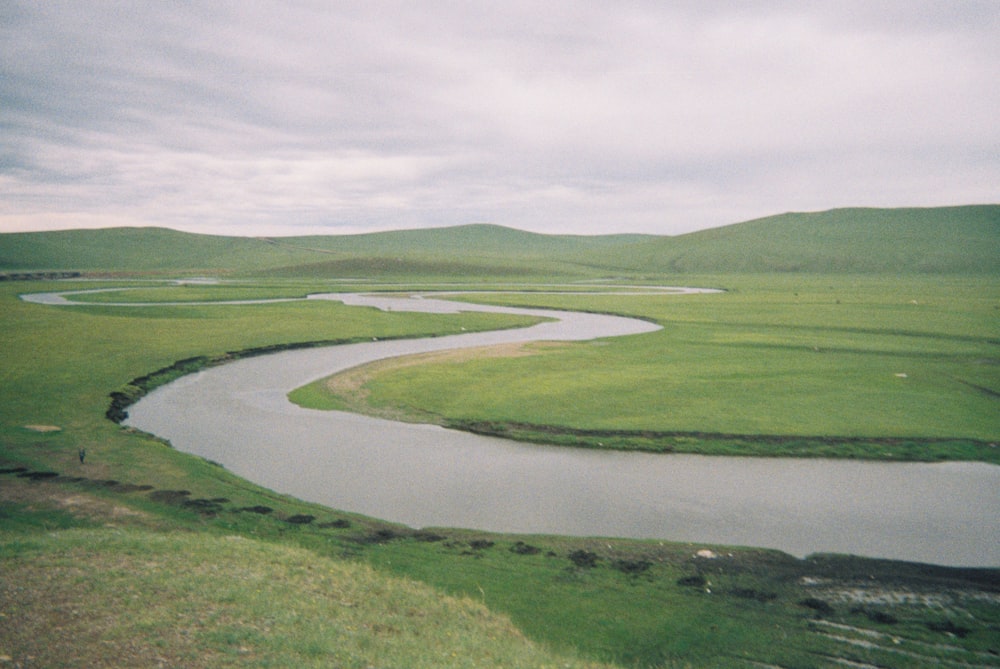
{"left": 78, "top": 448, "right": 86, "bottom": 463}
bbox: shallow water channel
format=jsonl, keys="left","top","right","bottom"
{"left": 110, "top": 292, "right": 1000, "bottom": 567}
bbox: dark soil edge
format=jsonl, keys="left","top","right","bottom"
{"left": 446, "top": 419, "right": 1000, "bottom": 463}
{"left": 105, "top": 335, "right": 438, "bottom": 424}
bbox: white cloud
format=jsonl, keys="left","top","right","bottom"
{"left": 1, "top": 1, "right": 996, "bottom": 236}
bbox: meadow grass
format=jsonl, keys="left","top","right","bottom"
{"left": 0, "top": 280, "right": 540, "bottom": 492}
{"left": 301, "top": 274, "right": 1000, "bottom": 461}
{"left": 361, "top": 533, "right": 1000, "bottom": 669}
{"left": 0, "top": 525, "right": 612, "bottom": 669}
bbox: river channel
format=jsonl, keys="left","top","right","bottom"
{"left": 32, "top": 288, "right": 998, "bottom": 566}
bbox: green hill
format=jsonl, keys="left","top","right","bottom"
{"left": 599, "top": 205, "right": 999, "bottom": 275}
{"left": 1, "top": 205, "right": 996, "bottom": 276}
{"left": 288, "top": 223, "right": 652, "bottom": 258}
{"left": 252, "top": 224, "right": 658, "bottom": 277}
{"left": 0, "top": 224, "right": 651, "bottom": 277}
{"left": 255, "top": 224, "right": 653, "bottom": 278}
{"left": 0, "top": 227, "right": 337, "bottom": 273}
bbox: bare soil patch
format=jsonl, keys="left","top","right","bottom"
{"left": 22, "top": 424, "right": 61, "bottom": 432}
{"left": 0, "top": 478, "right": 151, "bottom": 525}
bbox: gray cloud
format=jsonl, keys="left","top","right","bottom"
{"left": 2, "top": 1, "right": 997, "bottom": 236}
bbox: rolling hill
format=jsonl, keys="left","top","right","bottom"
{"left": 595, "top": 206, "right": 1000, "bottom": 275}
{"left": 1, "top": 205, "right": 996, "bottom": 276}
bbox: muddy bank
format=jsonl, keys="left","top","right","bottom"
{"left": 105, "top": 334, "right": 458, "bottom": 424}
{"left": 448, "top": 419, "right": 1000, "bottom": 462}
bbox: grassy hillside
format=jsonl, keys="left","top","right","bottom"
{"left": 599, "top": 206, "right": 1000, "bottom": 275}
{"left": 2, "top": 205, "right": 997, "bottom": 276}
{"left": 1, "top": 525, "right": 610, "bottom": 669}
{"left": 256, "top": 224, "right": 655, "bottom": 279}
{"left": 287, "top": 223, "right": 652, "bottom": 258}
{"left": 0, "top": 223, "right": 649, "bottom": 278}
{"left": 0, "top": 227, "right": 321, "bottom": 272}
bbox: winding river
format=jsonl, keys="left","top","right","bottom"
{"left": 26, "top": 288, "right": 1000, "bottom": 566}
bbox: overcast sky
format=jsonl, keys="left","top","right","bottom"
{"left": 2, "top": 2, "right": 997, "bottom": 237}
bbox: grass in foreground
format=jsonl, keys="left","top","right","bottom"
{"left": 0, "top": 521, "right": 609, "bottom": 669}
{"left": 2, "top": 476, "right": 997, "bottom": 669}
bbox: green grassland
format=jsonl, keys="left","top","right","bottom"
{"left": 315, "top": 274, "right": 999, "bottom": 461}
{"left": 2, "top": 206, "right": 999, "bottom": 667}
{"left": 0, "top": 280, "right": 539, "bottom": 471}
{"left": 1, "top": 527, "right": 615, "bottom": 669}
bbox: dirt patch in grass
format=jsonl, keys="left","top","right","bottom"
{"left": 0, "top": 478, "right": 151, "bottom": 524}
{"left": 22, "top": 424, "right": 61, "bottom": 432}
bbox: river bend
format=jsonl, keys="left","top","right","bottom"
{"left": 26, "top": 288, "right": 999, "bottom": 566}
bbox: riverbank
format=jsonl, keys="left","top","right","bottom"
{"left": 305, "top": 277, "right": 999, "bottom": 457}
{"left": 444, "top": 419, "right": 1000, "bottom": 461}
{"left": 296, "top": 342, "right": 999, "bottom": 463}
{"left": 28, "top": 279, "right": 1000, "bottom": 463}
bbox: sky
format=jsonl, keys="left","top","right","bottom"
{"left": 2, "top": 2, "right": 998, "bottom": 237}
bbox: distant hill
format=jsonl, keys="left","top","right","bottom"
{"left": 255, "top": 224, "right": 654, "bottom": 278}
{"left": 597, "top": 206, "right": 999, "bottom": 275}
{"left": 0, "top": 223, "right": 652, "bottom": 278}
{"left": 1, "top": 206, "right": 996, "bottom": 277}
{"left": 0, "top": 227, "right": 319, "bottom": 273}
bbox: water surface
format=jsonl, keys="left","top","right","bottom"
{"left": 119, "top": 292, "right": 1000, "bottom": 567}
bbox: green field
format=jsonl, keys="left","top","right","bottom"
{"left": 298, "top": 275, "right": 999, "bottom": 461}
{"left": 2, "top": 207, "right": 998, "bottom": 667}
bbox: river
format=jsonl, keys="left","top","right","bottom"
{"left": 97, "top": 290, "right": 999, "bottom": 567}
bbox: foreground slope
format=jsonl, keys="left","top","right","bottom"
{"left": 0, "top": 523, "right": 610, "bottom": 669}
